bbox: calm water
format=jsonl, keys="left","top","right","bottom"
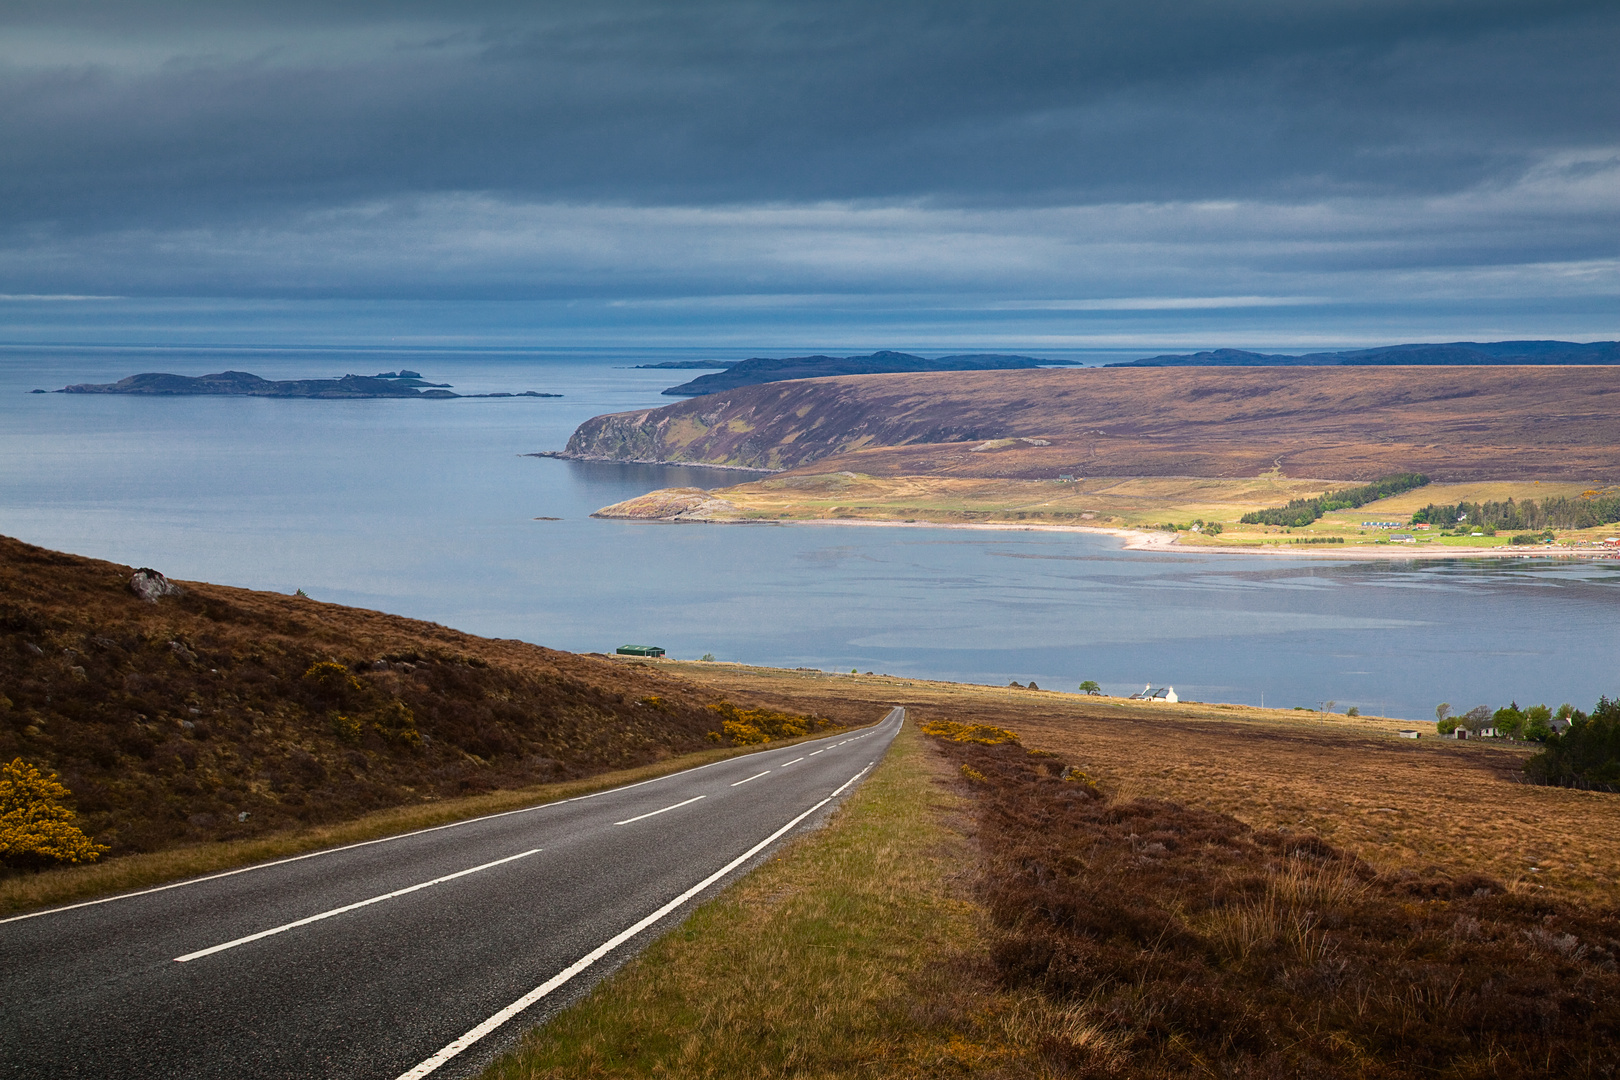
{"left": 2, "top": 345, "right": 1615, "bottom": 720}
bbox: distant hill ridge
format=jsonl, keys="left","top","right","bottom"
{"left": 1108, "top": 340, "right": 1620, "bottom": 367}
{"left": 661, "top": 350, "right": 1073, "bottom": 395}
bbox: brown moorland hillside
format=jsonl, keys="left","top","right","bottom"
{"left": 0, "top": 536, "right": 854, "bottom": 862}
{"left": 561, "top": 365, "right": 1620, "bottom": 481}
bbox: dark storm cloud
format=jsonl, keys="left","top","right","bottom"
{"left": 2, "top": 0, "right": 1616, "bottom": 228}
{"left": 0, "top": 0, "right": 1615, "bottom": 316}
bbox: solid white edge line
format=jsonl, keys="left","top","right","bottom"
{"left": 729, "top": 771, "right": 771, "bottom": 787}
{"left": 0, "top": 754, "right": 735, "bottom": 926}
{"left": 394, "top": 763, "right": 877, "bottom": 1080}
{"left": 829, "top": 765, "right": 872, "bottom": 798}
{"left": 613, "top": 795, "right": 705, "bottom": 826}
{"left": 1, "top": 719, "right": 886, "bottom": 927}
{"left": 174, "top": 849, "right": 541, "bottom": 963}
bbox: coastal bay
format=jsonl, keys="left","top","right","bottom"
{"left": 4, "top": 347, "right": 1615, "bottom": 719}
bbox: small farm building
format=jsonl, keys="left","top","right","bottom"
{"left": 616, "top": 644, "right": 666, "bottom": 657}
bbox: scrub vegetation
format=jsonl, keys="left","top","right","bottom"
{"left": 927, "top": 726, "right": 1620, "bottom": 1079}
{"left": 0, "top": 535, "right": 858, "bottom": 894}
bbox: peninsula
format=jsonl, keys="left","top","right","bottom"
{"left": 555, "top": 364, "right": 1620, "bottom": 555}
{"left": 52, "top": 369, "right": 561, "bottom": 399}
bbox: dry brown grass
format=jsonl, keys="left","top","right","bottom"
{"left": 0, "top": 535, "right": 860, "bottom": 894}
{"left": 934, "top": 733, "right": 1620, "bottom": 1079}
{"left": 657, "top": 663, "right": 1620, "bottom": 904}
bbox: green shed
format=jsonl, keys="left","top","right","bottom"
{"left": 616, "top": 644, "right": 666, "bottom": 657}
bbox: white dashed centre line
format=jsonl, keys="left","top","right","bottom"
{"left": 808, "top": 749, "right": 825, "bottom": 756}
{"left": 779, "top": 757, "right": 805, "bottom": 767}
{"left": 614, "top": 795, "right": 706, "bottom": 826}
{"left": 173, "top": 848, "right": 541, "bottom": 962}
{"left": 730, "top": 771, "right": 771, "bottom": 787}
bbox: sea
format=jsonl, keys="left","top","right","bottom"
{"left": 3, "top": 345, "right": 1615, "bottom": 721}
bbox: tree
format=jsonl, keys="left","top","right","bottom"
{"left": 1493, "top": 703, "right": 1526, "bottom": 739}
{"left": 1524, "top": 704, "right": 1554, "bottom": 742}
{"left": 1435, "top": 701, "right": 1458, "bottom": 734}
{"left": 1078, "top": 680, "right": 1101, "bottom": 695}
{"left": 1525, "top": 697, "right": 1620, "bottom": 789}
{"left": 0, "top": 758, "right": 108, "bottom": 866}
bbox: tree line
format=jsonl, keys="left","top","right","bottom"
{"left": 1524, "top": 697, "right": 1620, "bottom": 791}
{"left": 1409, "top": 491, "right": 1620, "bottom": 531}
{"left": 1239, "top": 473, "right": 1429, "bottom": 528}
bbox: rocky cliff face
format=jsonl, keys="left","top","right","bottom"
{"left": 562, "top": 374, "right": 1003, "bottom": 471}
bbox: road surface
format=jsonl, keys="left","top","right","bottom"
{"left": 0, "top": 707, "right": 903, "bottom": 1078}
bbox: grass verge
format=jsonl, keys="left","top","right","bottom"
{"left": 482, "top": 719, "right": 1078, "bottom": 1079}
{"left": 0, "top": 733, "right": 845, "bottom": 918}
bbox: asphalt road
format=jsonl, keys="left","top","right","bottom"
{"left": 0, "top": 707, "right": 903, "bottom": 1079}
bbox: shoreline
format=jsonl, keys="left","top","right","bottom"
{"left": 528, "top": 451, "right": 779, "bottom": 474}
{"left": 612, "top": 511, "right": 1620, "bottom": 561}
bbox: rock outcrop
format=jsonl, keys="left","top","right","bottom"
{"left": 129, "top": 568, "right": 183, "bottom": 602}
{"left": 591, "top": 488, "right": 744, "bottom": 522}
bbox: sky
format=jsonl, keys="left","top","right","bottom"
{"left": 1, "top": 0, "right": 1616, "bottom": 351}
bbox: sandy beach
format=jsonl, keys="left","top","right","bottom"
{"left": 616, "top": 510, "right": 1620, "bottom": 561}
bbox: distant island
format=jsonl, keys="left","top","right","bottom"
{"left": 48, "top": 370, "right": 561, "bottom": 399}
{"left": 660, "top": 350, "right": 1075, "bottom": 395}
{"left": 1107, "top": 340, "right": 1620, "bottom": 367}
{"left": 631, "top": 360, "right": 741, "bottom": 370}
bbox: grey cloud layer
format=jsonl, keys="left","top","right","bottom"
{"left": 0, "top": 1, "right": 1615, "bottom": 308}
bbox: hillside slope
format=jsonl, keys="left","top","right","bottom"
{"left": 661, "top": 350, "right": 1068, "bottom": 395}
{"left": 1109, "top": 339, "right": 1620, "bottom": 367}
{"left": 560, "top": 366, "right": 1620, "bottom": 481}
{"left": 0, "top": 536, "right": 834, "bottom": 860}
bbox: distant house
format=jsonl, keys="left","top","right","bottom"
{"left": 1390, "top": 533, "right": 1415, "bottom": 543}
{"left": 616, "top": 644, "right": 666, "bottom": 657}
{"left": 1128, "top": 684, "right": 1178, "bottom": 702}
{"left": 1398, "top": 730, "right": 1421, "bottom": 739}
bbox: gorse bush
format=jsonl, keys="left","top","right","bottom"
{"left": 918, "top": 719, "right": 1021, "bottom": 745}
{"left": 0, "top": 758, "right": 107, "bottom": 866}
{"left": 708, "top": 701, "right": 834, "bottom": 745}
{"left": 302, "top": 660, "right": 363, "bottom": 701}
